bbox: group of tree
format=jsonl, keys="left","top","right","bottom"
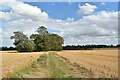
{"left": 63, "top": 44, "right": 120, "bottom": 50}
{"left": 1, "top": 47, "right": 16, "bottom": 51}
{"left": 1, "top": 44, "right": 119, "bottom": 51}
{"left": 10, "top": 26, "right": 64, "bottom": 52}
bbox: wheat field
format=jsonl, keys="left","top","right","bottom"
{"left": 57, "top": 49, "right": 118, "bottom": 78}
{"left": 1, "top": 49, "right": 119, "bottom": 78}
{"left": 1, "top": 51, "right": 48, "bottom": 78}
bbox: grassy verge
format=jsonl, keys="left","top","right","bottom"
{"left": 11, "top": 54, "right": 48, "bottom": 78}
{"left": 48, "top": 53, "right": 65, "bottom": 78}
{"left": 11, "top": 64, "right": 33, "bottom": 78}
{"left": 48, "top": 52, "right": 76, "bottom": 78}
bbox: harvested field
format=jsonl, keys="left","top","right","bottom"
{"left": 1, "top": 49, "right": 118, "bottom": 78}
{"left": 57, "top": 49, "right": 118, "bottom": 78}
{"left": 1, "top": 51, "right": 48, "bottom": 78}
{"left": 13, "top": 52, "right": 93, "bottom": 78}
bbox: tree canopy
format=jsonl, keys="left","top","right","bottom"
{"left": 11, "top": 26, "right": 64, "bottom": 52}
{"left": 37, "top": 26, "right": 48, "bottom": 35}
{"left": 10, "top": 31, "right": 35, "bottom": 52}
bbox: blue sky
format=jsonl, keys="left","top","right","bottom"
{"left": 25, "top": 2, "right": 118, "bottom": 20}
{"left": 0, "top": 1, "right": 119, "bottom": 46}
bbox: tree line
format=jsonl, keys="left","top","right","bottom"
{"left": 63, "top": 44, "right": 120, "bottom": 50}
{"left": 9, "top": 26, "right": 64, "bottom": 52}
{"left": 1, "top": 44, "right": 119, "bottom": 51}
{"left": 1, "top": 47, "right": 16, "bottom": 51}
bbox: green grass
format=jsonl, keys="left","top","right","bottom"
{"left": 48, "top": 53, "right": 65, "bottom": 78}
{"left": 37, "top": 54, "right": 47, "bottom": 62}
{"left": 10, "top": 52, "right": 89, "bottom": 78}
{"left": 11, "top": 63, "right": 33, "bottom": 78}
{"left": 48, "top": 52, "right": 77, "bottom": 78}
{"left": 11, "top": 54, "right": 47, "bottom": 78}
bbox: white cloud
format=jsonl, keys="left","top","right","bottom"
{"left": 53, "top": 11, "right": 118, "bottom": 45}
{"left": 66, "top": 18, "right": 74, "bottom": 22}
{"left": 77, "top": 3, "right": 97, "bottom": 15}
{"left": 0, "top": 11, "right": 23, "bottom": 21}
{"left": 0, "top": 0, "right": 118, "bottom": 46}
{"left": 100, "top": 2, "right": 106, "bottom": 6}
{"left": 11, "top": 2, "right": 48, "bottom": 21}
{"left": 0, "top": 0, "right": 48, "bottom": 21}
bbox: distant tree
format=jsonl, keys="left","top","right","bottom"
{"left": 30, "top": 26, "right": 64, "bottom": 51}
{"left": 37, "top": 26, "right": 48, "bottom": 35}
{"left": 15, "top": 40, "right": 35, "bottom": 52}
{"left": 11, "top": 26, "right": 64, "bottom": 52}
{"left": 10, "top": 31, "right": 28, "bottom": 46}
{"left": 11, "top": 31, "right": 35, "bottom": 52}
{"left": 49, "top": 34, "right": 64, "bottom": 51}
{"left": 31, "top": 34, "right": 51, "bottom": 51}
{"left": 62, "top": 44, "right": 119, "bottom": 50}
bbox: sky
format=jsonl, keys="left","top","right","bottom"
{"left": 0, "top": 0, "right": 119, "bottom": 47}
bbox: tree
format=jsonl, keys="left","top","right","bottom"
{"left": 30, "top": 34, "right": 51, "bottom": 51}
{"left": 11, "top": 26, "right": 64, "bottom": 52}
{"left": 37, "top": 26, "right": 48, "bottom": 35}
{"left": 11, "top": 31, "right": 35, "bottom": 52}
{"left": 16, "top": 40, "right": 35, "bottom": 52}
{"left": 49, "top": 34, "right": 64, "bottom": 51}
{"left": 10, "top": 31, "right": 28, "bottom": 46}
{"left": 30, "top": 26, "right": 64, "bottom": 51}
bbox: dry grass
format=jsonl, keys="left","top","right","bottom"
{"left": 0, "top": 51, "right": 2, "bottom": 79}
{"left": 57, "top": 49, "right": 118, "bottom": 78}
{"left": 1, "top": 51, "right": 48, "bottom": 78}
{"left": 1, "top": 49, "right": 118, "bottom": 78}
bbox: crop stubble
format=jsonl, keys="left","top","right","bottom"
{"left": 57, "top": 49, "right": 118, "bottom": 78}
{"left": 1, "top": 49, "right": 118, "bottom": 78}
{"left": 1, "top": 51, "right": 48, "bottom": 78}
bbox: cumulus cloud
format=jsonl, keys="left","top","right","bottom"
{"left": 77, "top": 3, "right": 97, "bottom": 15}
{"left": 0, "top": 0, "right": 118, "bottom": 46}
{"left": 0, "top": 0, "right": 48, "bottom": 21}
{"left": 11, "top": 2, "right": 48, "bottom": 21}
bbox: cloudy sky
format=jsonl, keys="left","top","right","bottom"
{"left": 0, "top": 0, "right": 119, "bottom": 47}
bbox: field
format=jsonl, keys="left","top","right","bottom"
{"left": 1, "top": 51, "right": 48, "bottom": 78}
{"left": 57, "top": 49, "right": 118, "bottom": 78}
{"left": 1, "top": 49, "right": 118, "bottom": 78}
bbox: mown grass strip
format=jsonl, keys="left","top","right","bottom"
{"left": 48, "top": 52, "right": 76, "bottom": 78}
{"left": 48, "top": 53, "right": 64, "bottom": 78}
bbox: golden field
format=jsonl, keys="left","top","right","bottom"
{"left": 57, "top": 49, "right": 118, "bottom": 78}
{"left": 1, "top": 49, "right": 119, "bottom": 78}
{"left": 1, "top": 51, "right": 48, "bottom": 78}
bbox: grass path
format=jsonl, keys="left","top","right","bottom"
{"left": 12, "top": 52, "right": 93, "bottom": 78}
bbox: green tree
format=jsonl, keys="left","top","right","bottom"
{"left": 10, "top": 31, "right": 28, "bottom": 46}
{"left": 11, "top": 26, "right": 64, "bottom": 52}
{"left": 30, "top": 26, "right": 64, "bottom": 51}
{"left": 30, "top": 33, "right": 51, "bottom": 51}
{"left": 16, "top": 40, "right": 35, "bottom": 52}
{"left": 37, "top": 26, "right": 48, "bottom": 35}
{"left": 11, "top": 31, "right": 35, "bottom": 52}
{"left": 49, "top": 34, "right": 64, "bottom": 51}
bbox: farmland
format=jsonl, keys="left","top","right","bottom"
{"left": 1, "top": 51, "right": 48, "bottom": 78}
{"left": 57, "top": 49, "right": 118, "bottom": 78}
{"left": 1, "top": 49, "right": 118, "bottom": 78}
